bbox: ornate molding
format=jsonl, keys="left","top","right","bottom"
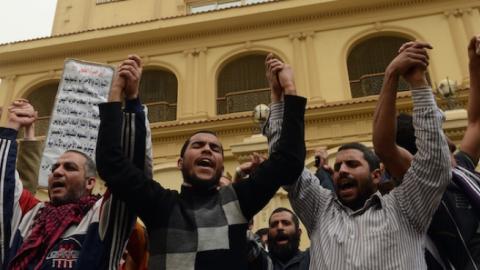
{"left": 289, "top": 32, "right": 314, "bottom": 41}
{"left": 48, "top": 70, "right": 56, "bottom": 78}
{"left": 374, "top": 21, "right": 383, "bottom": 31}
{"left": 182, "top": 47, "right": 208, "bottom": 57}
{"left": 143, "top": 55, "right": 151, "bottom": 65}
{"left": 461, "top": 7, "right": 474, "bottom": 15}
{"left": 182, "top": 49, "right": 195, "bottom": 56}
{"left": 444, "top": 8, "right": 471, "bottom": 18}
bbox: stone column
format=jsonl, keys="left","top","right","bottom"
{"left": 289, "top": 33, "right": 308, "bottom": 97}
{"left": 181, "top": 49, "right": 195, "bottom": 119}
{"left": 445, "top": 10, "right": 469, "bottom": 83}
{"left": 0, "top": 75, "right": 17, "bottom": 124}
{"left": 180, "top": 48, "right": 209, "bottom": 120}
{"left": 461, "top": 8, "right": 476, "bottom": 39}
{"left": 305, "top": 31, "right": 324, "bottom": 104}
{"left": 196, "top": 48, "right": 208, "bottom": 117}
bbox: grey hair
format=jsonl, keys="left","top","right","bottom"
{"left": 65, "top": 150, "right": 97, "bottom": 178}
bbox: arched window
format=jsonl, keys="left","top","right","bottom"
{"left": 26, "top": 82, "right": 59, "bottom": 136}
{"left": 139, "top": 69, "right": 178, "bottom": 122}
{"left": 217, "top": 53, "right": 270, "bottom": 114}
{"left": 348, "top": 35, "right": 415, "bottom": 98}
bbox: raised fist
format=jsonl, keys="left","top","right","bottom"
{"left": 7, "top": 99, "right": 37, "bottom": 130}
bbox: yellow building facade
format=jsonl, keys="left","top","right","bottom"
{"left": 1, "top": 0, "right": 479, "bottom": 248}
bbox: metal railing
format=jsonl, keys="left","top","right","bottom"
{"left": 145, "top": 101, "right": 177, "bottom": 122}
{"left": 350, "top": 72, "right": 410, "bottom": 98}
{"left": 217, "top": 88, "right": 270, "bottom": 114}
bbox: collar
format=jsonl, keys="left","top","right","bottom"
{"left": 272, "top": 250, "right": 305, "bottom": 267}
{"left": 180, "top": 183, "right": 218, "bottom": 197}
{"left": 334, "top": 191, "right": 383, "bottom": 215}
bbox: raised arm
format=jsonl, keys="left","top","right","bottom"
{"left": 234, "top": 54, "right": 306, "bottom": 219}
{"left": 372, "top": 41, "right": 432, "bottom": 179}
{"left": 78, "top": 56, "right": 156, "bottom": 269}
{"left": 96, "top": 55, "right": 171, "bottom": 225}
{"left": 17, "top": 109, "right": 42, "bottom": 194}
{"left": 0, "top": 99, "right": 39, "bottom": 268}
{"left": 259, "top": 54, "right": 330, "bottom": 234}
{"left": 386, "top": 43, "right": 452, "bottom": 232}
{"left": 460, "top": 35, "right": 480, "bottom": 164}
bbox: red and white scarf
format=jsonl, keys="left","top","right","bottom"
{"left": 8, "top": 195, "right": 99, "bottom": 270}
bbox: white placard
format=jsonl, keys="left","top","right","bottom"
{"left": 38, "top": 59, "right": 114, "bottom": 187}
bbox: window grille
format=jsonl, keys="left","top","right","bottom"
{"left": 348, "top": 36, "right": 415, "bottom": 97}
{"left": 139, "top": 69, "right": 178, "bottom": 122}
{"left": 217, "top": 54, "right": 270, "bottom": 114}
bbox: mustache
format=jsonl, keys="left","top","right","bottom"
{"left": 272, "top": 231, "right": 290, "bottom": 242}
{"left": 336, "top": 174, "right": 358, "bottom": 188}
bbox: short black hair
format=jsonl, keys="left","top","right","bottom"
{"left": 179, "top": 130, "right": 223, "bottom": 157}
{"left": 269, "top": 207, "right": 300, "bottom": 230}
{"left": 338, "top": 142, "right": 380, "bottom": 172}
{"left": 396, "top": 113, "right": 417, "bottom": 155}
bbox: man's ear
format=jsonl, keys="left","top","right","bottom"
{"left": 177, "top": 158, "right": 183, "bottom": 170}
{"left": 371, "top": 168, "right": 382, "bottom": 185}
{"left": 86, "top": 177, "right": 96, "bottom": 191}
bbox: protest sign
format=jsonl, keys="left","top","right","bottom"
{"left": 38, "top": 59, "right": 114, "bottom": 187}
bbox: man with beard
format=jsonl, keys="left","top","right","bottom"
{"left": 249, "top": 208, "right": 310, "bottom": 270}
{"left": 95, "top": 53, "right": 306, "bottom": 270}
{"left": 264, "top": 41, "right": 451, "bottom": 269}
{"left": 0, "top": 55, "right": 150, "bottom": 269}
{"left": 373, "top": 35, "right": 480, "bottom": 269}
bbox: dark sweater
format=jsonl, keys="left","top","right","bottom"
{"left": 96, "top": 95, "right": 306, "bottom": 270}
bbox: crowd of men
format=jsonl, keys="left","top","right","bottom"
{"left": 0, "top": 34, "right": 480, "bottom": 270}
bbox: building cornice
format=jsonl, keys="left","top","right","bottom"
{"left": 1, "top": 0, "right": 477, "bottom": 71}
{"left": 149, "top": 88, "right": 469, "bottom": 143}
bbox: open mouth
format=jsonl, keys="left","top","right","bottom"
{"left": 339, "top": 182, "right": 356, "bottom": 190}
{"left": 338, "top": 178, "right": 357, "bottom": 190}
{"left": 195, "top": 158, "right": 215, "bottom": 169}
{"left": 275, "top": 234, "right": 289, "bottom": 245}
{"left": 50, "top": 181, "right": 66, "bottom": 190}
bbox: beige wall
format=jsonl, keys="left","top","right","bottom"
{"left": 1, "top": 0, "right": 479, "bottom": 249}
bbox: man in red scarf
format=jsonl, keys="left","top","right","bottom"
{"left": 1, "top": 55, "right": 149, "bottom": 270}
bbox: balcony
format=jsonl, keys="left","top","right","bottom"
{"left": 217, "top": 87, "right": 270, "bottom": 114}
